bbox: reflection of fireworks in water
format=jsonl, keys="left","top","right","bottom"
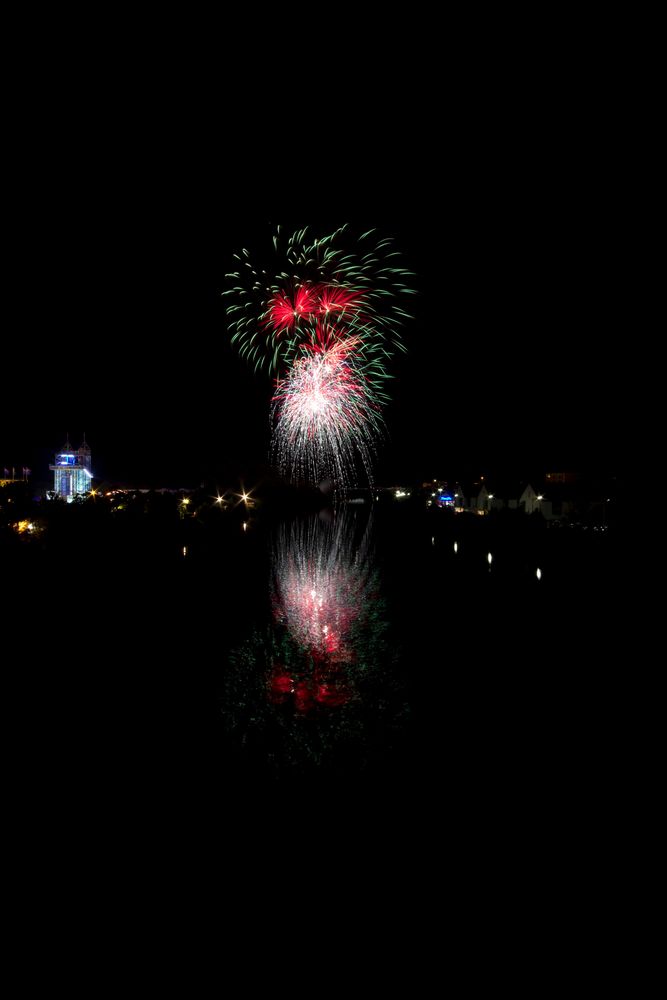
{"left": 223, "top": 224, "right": 415, "bottom": 375}
{"left": 272, "top": 511, "right": 375, "bottom": 665}
{"left": 223, "top": 512, "right": 406, "bottom": 773}
{"left": 269, "top": 513, "right": 375, "bottom": 713}
{"left": 271, "top": 332, "right": 383, "bottom": 489}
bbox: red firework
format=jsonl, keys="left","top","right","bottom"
{"left": 264, "top": 285, "right": 319, "bottom": 334}
{"left": 317, "top": 285, "right": 365, "bottom": 317}
{"left": 263, "top": 284, "right": 366, "bottom": 336}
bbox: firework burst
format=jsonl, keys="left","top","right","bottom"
{"left": 223, "top": 224, "right": 414, "bottom": 375}
{"left": 271, "top": 330, "right": 384, "bottom": 490}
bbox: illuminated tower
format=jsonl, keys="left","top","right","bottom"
{"left": 49, "top": 434, "right": 93, "bottom": 501}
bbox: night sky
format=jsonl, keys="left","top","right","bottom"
{"left": 0, "top": 5, "right": 638, "bottom": 495}
{"left": 2, "top": 164, "right": 625, "bottom": 487}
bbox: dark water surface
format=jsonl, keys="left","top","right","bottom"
{"left": 4, "top": 504, "right": 621, "bottom": 839}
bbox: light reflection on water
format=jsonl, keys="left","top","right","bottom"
{"left": 223, "top": 509, "right": 407, "bottom": 776}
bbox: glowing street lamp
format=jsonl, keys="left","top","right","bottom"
{"left": 237, "top": 488, "right": 254, "bottom": 508}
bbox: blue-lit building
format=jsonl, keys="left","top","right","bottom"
{"left": 49, "top": 436, "right": 92, "bottom": 501}
{"left": 436, "top": 490, "right": 455, "bottom": 508}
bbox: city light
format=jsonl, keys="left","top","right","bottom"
{"left": 237, "top": 488, "right": 255, "bottom": 508}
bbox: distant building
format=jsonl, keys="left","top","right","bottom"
{"left": 49, "top": 435, "right": 92, "bottom": 501}
{"left": 518, "top": 483, "right": 540, "bottom": 514}
{"left": 469, "top": 482, "right": 491, "bottom": 513}
{"left": 453, "top": 484, "right": 467, "bottom": 512}
{"left": 426, "top": 473, "right": 579, "bottom": 520}
{"left": 436, "top": 490, "right": 455, "bottom": 508}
